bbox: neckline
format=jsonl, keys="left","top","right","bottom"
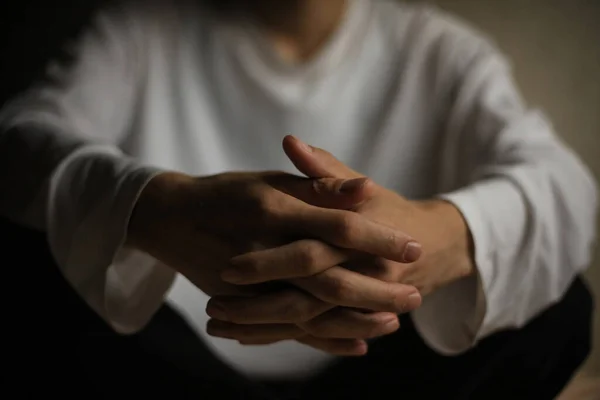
{"left": 227, "top": 0, "right": 372, "bottom": 79}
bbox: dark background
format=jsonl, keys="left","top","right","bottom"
{"left": 0, "top": 0, "right": 110, "bottom": 393}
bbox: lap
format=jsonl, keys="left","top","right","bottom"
{"left": 70, "top": 277, "right": 591, "bottom": 400}
{"left": 302, "top": 276, "right": 593, "bottom": 399}
{"left": 8, "top": 226, "right": 591, "bottom": 400}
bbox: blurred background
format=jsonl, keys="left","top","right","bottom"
{"left": 0, "top": 0, "right": 598, "bottom": 397}
{"left": 430, "top": 0, "right": 599, "bottom": 396}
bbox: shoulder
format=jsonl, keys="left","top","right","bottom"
{"left": 373, "top": 1, "right": 505, "bottom": 69}
{"left": 94, "top": 0, "right": 211, "bottom": 39}
{"left": 370, "top": 0, "right": 512, "bottom": 93}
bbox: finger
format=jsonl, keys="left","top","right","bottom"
{"left": 223, "top": 239, "right": 347, "bottom": 285}
{"left": 240, "top": 335, "right": 370, "bottom": 356}
{"left": 296, "top": 336, "right": 368, "bottom": 356}
{"left": 296, "top": 177, "right": 375, "bottom": 210}
{"left": 206, "top": 289, "right": 334, "bottom": 324}
{"left": 299, "top": 308, "right": 400, "bottom": 339}
{"left": 206, "top": 319, "right": 304, "bottom": 343}
{"left": 290, "top": 206, "right": 422, "bottom": 263}
{"left": 282, "top": 135, "right": 362, "bottom": 179}
{"left": 291, "top": 266, "right": 422, "bottom": 314}
{"left": 347, "top": 257, "right": 417, "bottom": 285}
{"left": 264, "top": 173, "right": 374, "bottom": 210}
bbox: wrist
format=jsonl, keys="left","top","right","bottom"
{"left": 126, "top": 171, "right": 195, "bottom": 251}
{"left": 413, "top": 199, "right": 475, "bottom": 279}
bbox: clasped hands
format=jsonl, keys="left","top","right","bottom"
{"left": 128, "top": 136, "right": 474, "bottom": 356}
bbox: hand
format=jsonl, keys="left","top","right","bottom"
{"left": 127, "top": 169, "right": 421, "bottom": 304}
{"left": 208, "top": 137, "right": 473, "bottom": 351}
{"left": 285, "top": 136, "right": 475, "bottom": 295}
{"left": 222, "top": 136, "right": 475, "bottom": 294}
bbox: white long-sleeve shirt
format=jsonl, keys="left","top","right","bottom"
{"left": 0, "top": 0, "right": 596, "bottom": 378}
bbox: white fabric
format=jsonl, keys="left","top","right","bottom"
{"left": 0, "top": 0, "right": 596, "bottom": 379}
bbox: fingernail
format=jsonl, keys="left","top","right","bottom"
{"left": 339, "top": 177, "right": 368, "bottom": 194}
{"left": 408, "top": 292, "right": 422, "bottom": 309}
{"left": 206, "top": 302, "right": 228, "bottom": 321}
{"left": 402, "top": 241, "right": 422, "bottom": 263}
{"left": 383, "top": 316, "right": 400, "bottom": 329}
{"left": 354, "top": 341, "right": 368, "bottom": 356}
{"left": 294, "top": 136, "right": 313, "bottom": 153}
{"left": 221, "top": 268, "right": 243, "bottom": 284}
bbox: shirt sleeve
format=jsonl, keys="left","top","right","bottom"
{"left": 411, "top": 15, "right": 598, "bottom": 355}
{"left": 0, "top": 3, "right": 175, "bottom": 333}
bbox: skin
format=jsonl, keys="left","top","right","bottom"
{"left": 128, "top": 1, "right": 474, "bottom": 355}
{"left": 128, "top": 164, "right": 424, "bottom": 355}
{"left": 206, "top": 0, "right": 348, "bottom": 63}
{"left": 206, "top": 137, "right": 475, "bottom": 351}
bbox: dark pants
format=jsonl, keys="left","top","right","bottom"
{"left": 3, "top": 220, "right": 594, "bottom": 400}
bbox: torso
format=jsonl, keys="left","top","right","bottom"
{"left": 120, "top": 0, "right": 457, "bottom": 378}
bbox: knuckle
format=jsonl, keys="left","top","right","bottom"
{"left": 325, "top": 275, "right": 354, "bottom": 303}
{"left": 334, "top": 214, "right": 359, "bottom": 245}
{"left": 252, "top": 191, "right": 285, "bottom": 225}
{"left": 254, "top": 192, "right": 274, "bottom": 218}
{"left": 301, "top": 321, "right": 331, "bottom": 338}
{"left": 278, "top": 290, "right": 308, "bottom": 323}
{"left": 279, "top": 289, "right": 327, "bottom": 323}
{"left": 296, "top": 242, "right": 324, "bottom": 275}
{"left": 380, "top": 283, "right": 402, "bottom": 312}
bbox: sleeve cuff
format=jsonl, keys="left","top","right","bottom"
{"left": 411, "top": 179, "right": 523, "bottom": 354}
{"left": 47, "top": 146, "right": 175, "bottom": 333}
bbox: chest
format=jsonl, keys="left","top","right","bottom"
{"left": 124, "top": 26, "right": 447, "bottom": 199}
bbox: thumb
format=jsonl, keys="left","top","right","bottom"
{"left": 273, "top": 176, "right": 375, "bottom": 210}
{"left": 282, "top": 135, "right": 362, "bottom": 180}
{"left": 305, "top": 177, "right": 375, "bottom": 209}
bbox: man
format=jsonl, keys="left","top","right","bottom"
{"left": 0, "top": 0, "right": 596, "bottom": 398}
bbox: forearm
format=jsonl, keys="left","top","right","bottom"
{"left": 413, "top": 151, "right": 596, "bottom": 355}
{"left": 0, "top": 2, "right": 178, "bottom": 333}
{"left": 0, "top": 122, "right": 159, "bottom": 251}
{"left": 42, "top": 137, "right": 171, "bottom": 331}
{"left": 407, "top": 22, "right": 597, "bottom": 354}
{"left": 442, "top": 153, "right": 597, "bottom": 332}
{"left": 0, "top": 123, "right": 173, "bottom": 332}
